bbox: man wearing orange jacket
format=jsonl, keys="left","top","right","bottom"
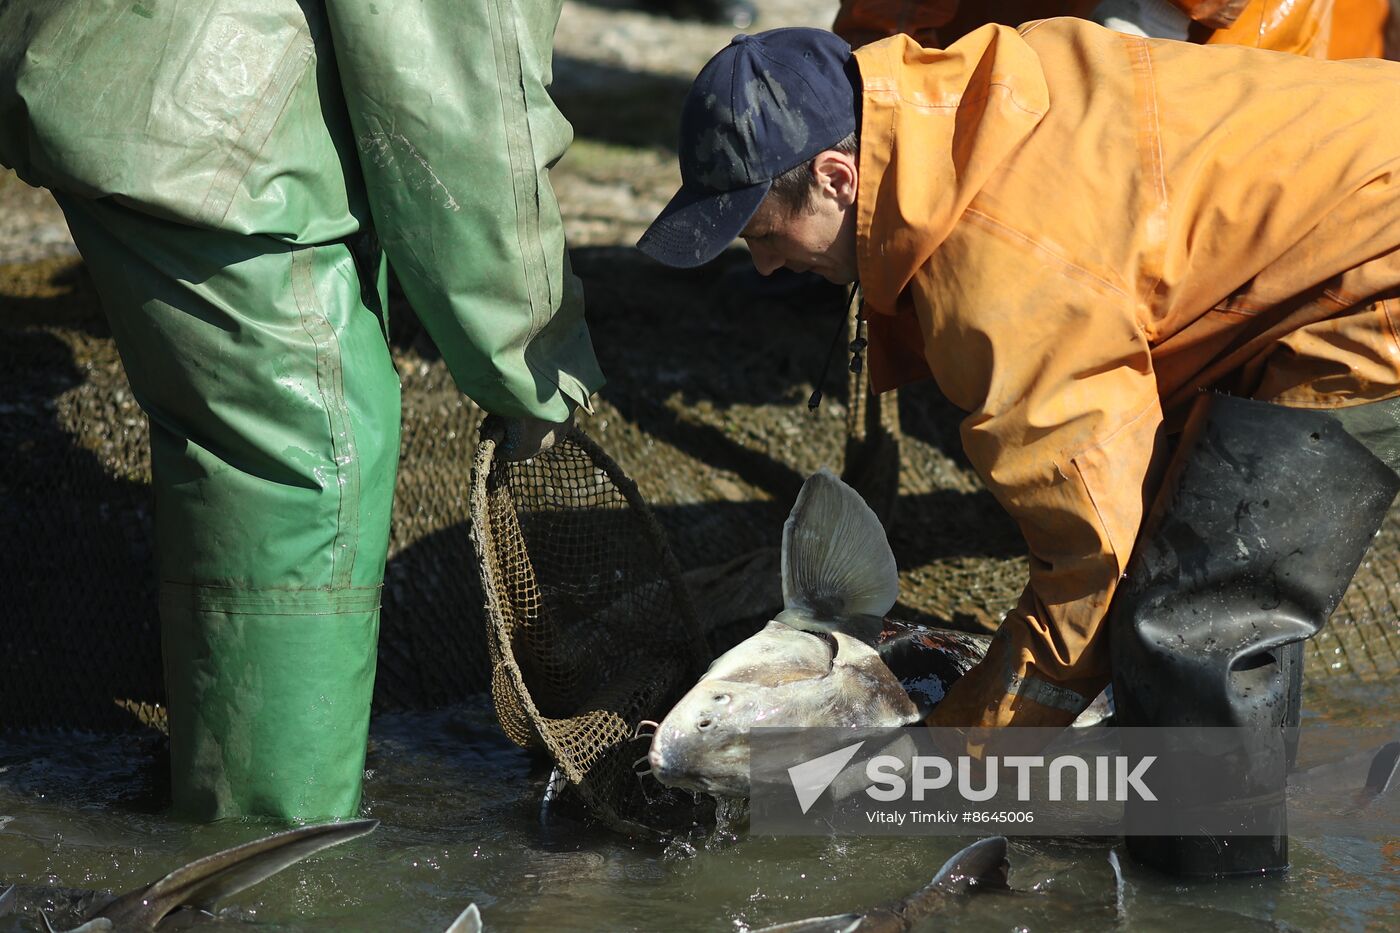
{"left": 638, "top": 24, "right": 1400, "bottom": 872}
{"left": 832, "top": 0, "right": 1393, "bottom": 58}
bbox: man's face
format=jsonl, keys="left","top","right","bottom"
{"left": 739, "top": 150, "right": 859, "bottom": 285}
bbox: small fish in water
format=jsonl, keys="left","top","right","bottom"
{"left": 751, "top": 835, "right": 1010, "bottom": 932}
{"left": 0, "top": 820, "right": 377, "bottom": 932}
{"left": 649, "top": 469, "right": 989, "bottom": 798}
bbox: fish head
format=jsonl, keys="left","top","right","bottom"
{"left": 649, "top": 621, "right": 919, "bottom": 797}
{"left": 646, "top": 676, "right": 758, "bottom": 797}
{"left": 651, "top": 470, "right": 920, "bottom": 798}
{"left": 649, "top": 620, "right": 830, "bottom": 795}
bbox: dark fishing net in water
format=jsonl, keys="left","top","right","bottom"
{"left": 459, "top": 310, "right": 910, "bottom": 833}
{"left": 1310, "top": 514, "right": 1400, "bottom": 679}
{"left": 469, "top": 424, "right": 712, "bottom": 833}
{"left": 0, "top": 258, "right": 165, "bottom": 733}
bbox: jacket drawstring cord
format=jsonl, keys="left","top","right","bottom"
{"left": 808, "top": 280, "right": 865, "bottom": 411}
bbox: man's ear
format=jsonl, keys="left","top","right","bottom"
{"left": 812, "top": 149, "right": 858, "bottom": 207}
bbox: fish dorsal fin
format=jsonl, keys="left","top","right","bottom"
{"left": 1365, "top": 741, "right": 1400, "bottom": 796}
{"left": 927, "top": 836, "right": 1010, "bottom": 895}
{"left": 781, "top": 469, "right": 898, "bottom": 623}
{"left": 1108, "top": 849, "right": 1126, "bottom": 921}
{"left": 774, "top": 608, "right": 885, "bottom": 645}
{"left": 444, "top": 902, "right": 483, "bottom": 933}
{"left": 92, "top": 819, "right": 378, "bottom": 928}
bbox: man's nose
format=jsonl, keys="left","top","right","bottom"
{"left": 749, "top": 244, "right": 783, "bottom": 276}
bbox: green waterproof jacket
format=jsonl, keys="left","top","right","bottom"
{"left": 0, "top": 0, "right": 602, "bottom": 421}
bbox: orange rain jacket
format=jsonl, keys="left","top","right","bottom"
{"left": 1195, "top": 0, "right": 1390, "bottom": 58}
{"left": 833, "top": 0, "right": 1392, "bottom": 58}
{"left": 854, "top": 19, "right": 1400, "bottom": 728}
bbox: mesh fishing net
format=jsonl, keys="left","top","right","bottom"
{"left": 464, "top": 305, "right": 906, "bottom": 833}
{"left": 0, "top": 257, "right": 501, "bottom": 732}
{"left": 2, "top": 253, "right": 1397, "bottom": 834}
{"left": 1311, "top": 517, "right": 1400, "bottom": 679}
{"left": 470, "top": 423, "right": 711, "bottom": 833}
{"left": 0, "top": 257, "right": 165, "bottom": 732}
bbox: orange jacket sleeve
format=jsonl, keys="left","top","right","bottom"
{"left": 924, "top": 267, "right": 1166, "bottom": 728}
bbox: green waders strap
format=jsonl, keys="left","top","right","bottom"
{"left": 161, "top": 584, "right": 382, "bottom": 616}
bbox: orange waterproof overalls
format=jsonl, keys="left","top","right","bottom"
{"left": 854, "top": 20, "right": 1400, "bottom": 727}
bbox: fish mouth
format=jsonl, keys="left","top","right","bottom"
{"left": 648, "top": 744, "right": 690, "bottom": 790}
{"left": 648, "top": 743, "right": 748, "bottom": 796}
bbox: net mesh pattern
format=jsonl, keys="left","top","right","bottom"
{"left": 1311, "top": 518, "right": 1400, "bottom": 679}
{"left": 1, "top": 258, "right": 164, "bottom": 732}
{"left": 470, "top": 427, "right": 709, "bottom": 833}
{"left": 0, "top": 258, "right": 503, "bottom": 732}
{"left": 1, "top": 253, "right": 1396, "bottom": 768}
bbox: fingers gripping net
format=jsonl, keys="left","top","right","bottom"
{"left": 470, "top": 425, "right": 710, "bottom": 833}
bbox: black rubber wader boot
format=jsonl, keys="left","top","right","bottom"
{"left": 1110, "top": 394, "right": 1400, "bottom": 878}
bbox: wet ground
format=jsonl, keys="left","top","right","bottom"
{"left": 1, "top": 678, "right": 1397, "bottom": 932}
{"left": 2, "top": 1, "right": 1399, "bottom": 929}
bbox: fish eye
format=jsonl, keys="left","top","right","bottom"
{"left": 697, "top": 717, "right": 714, "bottom": 730}
{"left": 713, "top": 694, "right": 731, "bottom": 704}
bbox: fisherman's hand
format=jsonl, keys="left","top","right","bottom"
{"left": 1090, "top": 0, "right": 1191, "bottom": 39}
{"left": 499, "top": 406, "right": 577, "bottom": 462}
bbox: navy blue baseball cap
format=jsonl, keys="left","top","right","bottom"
{"left": 638, "top": 28, "right": 859, "bottom": 269}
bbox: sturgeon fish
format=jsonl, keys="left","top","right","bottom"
{"left": 0, "top": 820, "right": 378, "bottom": 932}
{"left": 648, "top": 469, "right": 989, "bottom": 797}
{"left": 751, "top": 836, "right": 1010, "bottom": 932}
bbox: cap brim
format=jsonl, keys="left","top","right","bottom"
{"left": 637, "top": 178, "right": 771, "bottom": 269}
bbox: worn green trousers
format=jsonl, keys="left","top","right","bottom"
{"left": 58, "top": 194, "right": 399, "bottom": 820}
{"left": 5, "top": 0, "right": 602, "bottom": 820}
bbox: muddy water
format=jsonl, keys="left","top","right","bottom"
{"left": 1, "top": 673, "right": 1396, "bottom": 933}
